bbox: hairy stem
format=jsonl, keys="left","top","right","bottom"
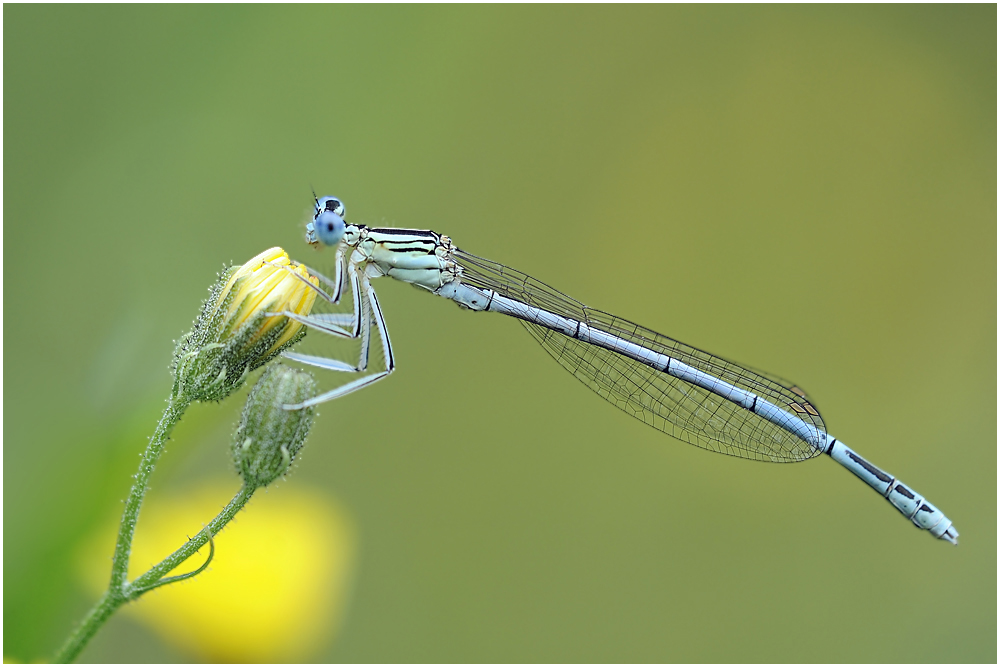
{"left": 52, "top": 591, "right": 125, "bottom": 665}
{"left": 54, "top": 480, "right": 257, "bottom": 663}
{"left": 54, "top": 396, "right": 191, "bottom": 663}
{"left": 110, "top": 396, "right": 191, "bottom": 590}
{"left": 129, "top": 484, "right": 255, "bottom": 595}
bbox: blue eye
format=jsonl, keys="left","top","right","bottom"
{"left": 311, "top": 195, "right": 347, "bottom": 246}
{"left": 314, "top": 210, "right": 345, "bottom": 246}
{"left": 315, "top": 196, "right": 345, "bottom": 219}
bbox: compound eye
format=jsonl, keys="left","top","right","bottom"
{"left": 316, "top": 195, "right": 345, "bottom": 219}
{"left": 314, "top": 210, "right": 345, "bottom": 246}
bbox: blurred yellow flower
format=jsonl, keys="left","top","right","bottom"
{"left": 78, "top": 482, "right": 356, "bottom": 662}
{"left": 217, "top": 247, "right": 319, "bottom": 357}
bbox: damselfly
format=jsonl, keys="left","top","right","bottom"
{"left": 270, "top": 195, "right": 958, "bottom": 544}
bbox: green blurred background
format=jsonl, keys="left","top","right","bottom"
{"left": 4, "top": 5, "right": 996, "bottom": 662}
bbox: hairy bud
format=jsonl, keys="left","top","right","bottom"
{"left": 233, "top": 364, "right": 317, "bottom": 488}
{"left": 172, "top": 248, "right": 318, "bottom": 403}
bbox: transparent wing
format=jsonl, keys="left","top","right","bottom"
{"left": 455, "top": 249, "right": 825, "bottom": 463}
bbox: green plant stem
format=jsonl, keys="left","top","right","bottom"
{"left": 130, "top": 483, "right": 255, "bottom": 594}
{"left": 55, "top": 481, "right": 257, "bottom": 663}
{"left": 52, "top": 592, "right": 124, "bottom": 665}
{"left": 54, "top": 396, "right": 190, "bottom": 663}
{"left": 110, "top": 395, "right": 191, "bottom": 590}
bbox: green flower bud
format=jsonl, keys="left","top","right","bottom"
{"left": 172, "top": 247, "right": 318, "bottom": 403}
{"left": 233, "top": 364, "right": 317, "bottom": 488}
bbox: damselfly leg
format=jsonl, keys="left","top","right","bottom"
{"left": 265, "top": 249, "right": 396, "bottom": 409}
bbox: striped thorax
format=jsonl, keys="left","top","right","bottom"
{"left": 345, "top": 225, "right": 461, "bottom": 291}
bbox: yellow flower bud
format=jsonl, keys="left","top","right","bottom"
{"left": 216, "top": 247, "right": 319, "bottom": 359}
{"left": 172, "top": 248, "right": 319, "bottom": 403}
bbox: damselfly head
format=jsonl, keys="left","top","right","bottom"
{"left": 311, "top": 195, "right": 346, "bottom": 247}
